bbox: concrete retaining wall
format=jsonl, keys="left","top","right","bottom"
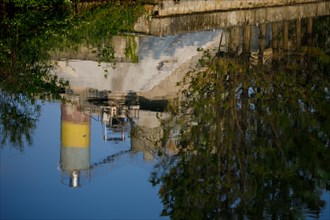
{"left": 135, "top": 1, "right": 330, "bottom": 36}
{"left": 155, "top": 0, "right": 327, "bottom": 16}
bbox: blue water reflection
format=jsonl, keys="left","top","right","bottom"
{"left": 1, "top": 102, "right": 167, "bottom": 220}
{"left": 1, "top": 2, "right": 330, "bottom": 219}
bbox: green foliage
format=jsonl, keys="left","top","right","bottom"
{"left": 49, "top": 1, "right": 143, "bottom": 63}
{"left": 125, "top": 35, "right": 139, "bottom": 63}
{"left": 0, "top": 0, "right": 144, "bottom": 149}
{"left": 0, "top": 91, "right": 40, "bottom": 150}
{"left": 153, "top": 18, "right": 330, "bottom": 219}
{"left": 5, "top": 0, "right": 68, "bottom": 6}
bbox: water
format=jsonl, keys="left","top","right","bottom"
{"left": 1, "top": 101, "right": 166, "bottom": 219}
{"left": 1, "top": 100, "right": 329, "bottom": 219}
{"left": 1, "top": 1, "right": 330, "bottom": 219}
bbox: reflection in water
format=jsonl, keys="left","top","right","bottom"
{"left": 58, "top": 90, "right": 170, "bottom": 187}
{"left": 60, "top": 98, "right": 91, "bottom": 188}
{"left": 226, "top": 17, "right": 316, "bottom": 64}
{"left": 0, "top": 0, "right": 143, "bottom": 150}
{"left": 0, "top": 1, "right": 71, "bottom": 149}
{"left": 53, "top": 30, "right": 222, "bottom": 98}
{"left": 0, "top": 91, "right": 40, "bottom": 150}
{"left": 151, "top": 16, "right": 330, "bottom": 219}
{"left": 135, "top": 1, "right": 330, "bottom": 36}
{"left": 1, "top": 1, "right": 330, "bottom": 219}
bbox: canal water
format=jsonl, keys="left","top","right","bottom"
{"left": 1, "top": 1, "right": 330, "bottom": 219}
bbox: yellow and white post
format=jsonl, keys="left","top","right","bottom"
{"left": 60, "top": 101, "right": 91, "bottom": 188}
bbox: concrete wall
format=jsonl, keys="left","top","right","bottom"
{"left": 135, "top": 1, "right": 330, "bottom": 36}
{"left": 53, "top": 30, "right": 222, "bottom": 99}
{"left": 55, "top": 2, "right": 330, "bottom": 101}
{"left": 52, "top": 36, "right": 138, "bottom": 63}
{"left": 155, "top": 0, "right": 326, "bottom": 16}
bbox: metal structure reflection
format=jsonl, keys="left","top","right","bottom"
{"left": 58, "top": 89, "right": 175, "bottom": 187}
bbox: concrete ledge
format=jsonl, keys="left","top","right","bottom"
{"left": 155, "top": 0, "right": 328, "bottom": 16}
{"left": 135, "top": 1, "right": 330, "bottom": 36}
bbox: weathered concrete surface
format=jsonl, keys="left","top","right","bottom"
{"left": 154, "top": 0, "right": 327, "bottom": 16}
{"left": 54, "top": 2, "right": 330, "bottom": 101}
{"left": 53, "top": 31, "right": 223, "bottom": 99}
{"left": 52, "top": 36, "right": 138, "bottom": 62}
{"left": 134, "top": 1, "right": 330, "bottom": 36}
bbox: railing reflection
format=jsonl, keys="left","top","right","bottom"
{"left": 58, "top": 89, "right": 176, "bottom": 187}
{"left": 221, "top": 17, "right": 315, "bottom": 64}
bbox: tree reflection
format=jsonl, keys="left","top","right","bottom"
{"left": 0, "top": 1, "right": 143, "bottom": 149}
{"left": 0, "top": 2, "right": 71, "bottom": 149}
{"left": 152, "top": 25, "right": 330, "bottom": 219}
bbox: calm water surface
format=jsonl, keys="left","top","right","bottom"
{"left": 1, "top": 101, "right": 166, "bottom": 219}
{"left": 1, "top": 1, "right": 330, "bottom": 219}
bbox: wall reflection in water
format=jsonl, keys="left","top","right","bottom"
{"left": 58, "top": 90, "right": 177, "bottom": 188}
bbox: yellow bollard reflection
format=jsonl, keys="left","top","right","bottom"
{"left": 60, "top": 101, "right": 91, "bottom": 188}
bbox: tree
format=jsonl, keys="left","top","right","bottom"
{"left": 152, "top": 17, "right": 330, "bottom": 219}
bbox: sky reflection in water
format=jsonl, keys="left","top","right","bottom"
{"left": 0, "top": 102, "right": 166, "bottom": 220}
{"left": 1, "top": 1, "right": 330, "bottom": 219}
